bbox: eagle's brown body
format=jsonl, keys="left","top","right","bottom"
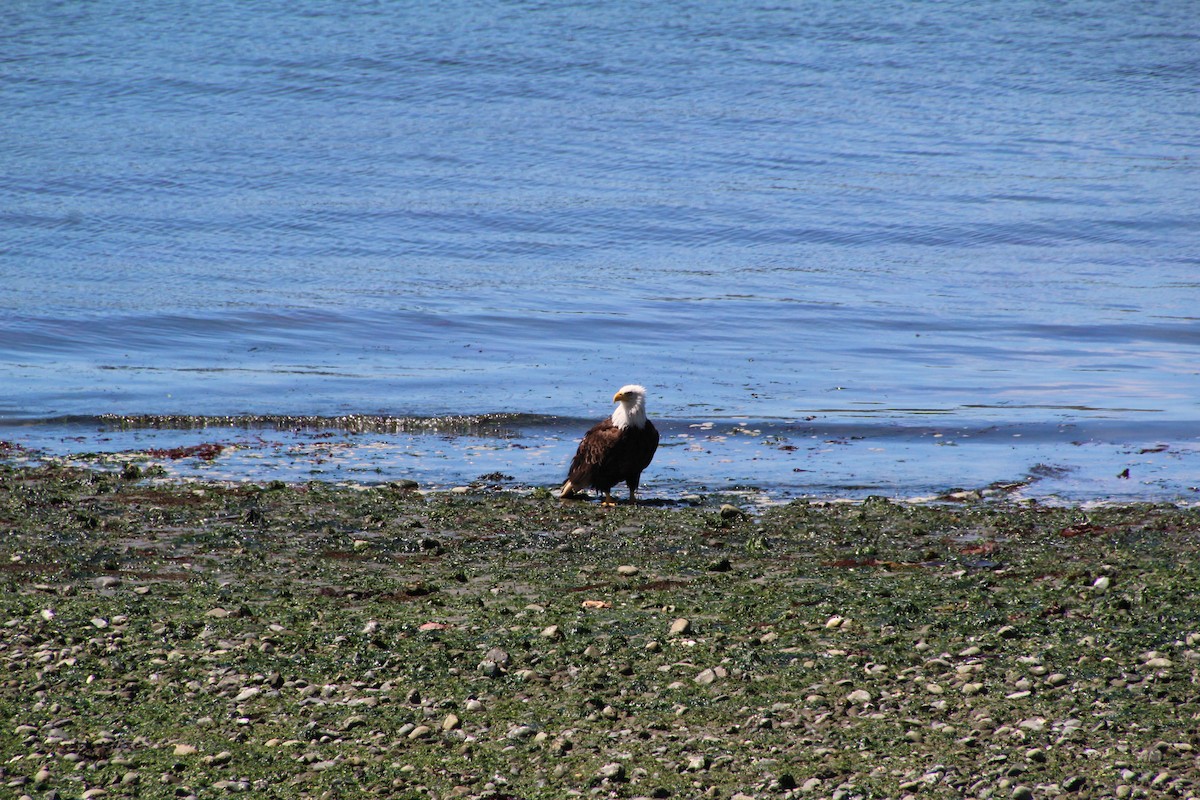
{"left": 561, "top": 384, "right": 659, "bottom": 504}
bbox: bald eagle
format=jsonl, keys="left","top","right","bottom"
{"left": 560, "top": 384, "right": 660, "bottom": 505}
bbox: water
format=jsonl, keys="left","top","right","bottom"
{"left": 3, "top": 1, "right": 1198, "bottom": 501}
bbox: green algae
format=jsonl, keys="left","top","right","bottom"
{"left": 2, "top": 464, "right": 1199, "bottom": 799}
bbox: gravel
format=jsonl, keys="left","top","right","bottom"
{"left": 2, "top": 465, "right": 1199, "bottom": 799}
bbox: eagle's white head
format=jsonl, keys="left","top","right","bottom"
{"left": 611, "top": 384, "right": 649, "bottom": 430}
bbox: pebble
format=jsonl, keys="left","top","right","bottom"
{"left": 407, "top": 725, "right": 432, "bottom": 740}
{"left": 173, "top": 744, "right": 198, "bottom": 756}
{"left": 597, "top": 762, "right": 626, "bottom": 782}
{"left": 669, "top": 618, "right": 692, "bottom": 636}
{"left": 1012, "top": 786, "right": 1034, "bottom": 800}
{"left": 540, "top": 624, "right": 561, "bottom": 640}
{"left": 719, "top": 504, "right": 745, "bottom": 519}
{"left": 616, "top": 565, "right": 639, "bottom": 576}
{"left": 1046, "top": 673, "right": 1069, "bottom": 687}
{"left": 442, "top": 713, "right": 460, "bottom": 731}
{"left": 1062, "top": 775, "right": 1086, "bottom": 792}
{"left": 1092, "top": 575, "right": 1111, "bottom": 592}
{"left": 845, "top": 689, "right": 872, "bottom": 705}
{"left": 507, "top": 724, "right": 537, "bottom": 741}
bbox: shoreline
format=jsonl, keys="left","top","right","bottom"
{"left": 2, "top": 463, "right": 1199, "bottom": 799}
{"left": 4, "top": 412, "right": 1200, "bottom": 507}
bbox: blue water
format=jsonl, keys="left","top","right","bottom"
{"left": 3, "top": 1, "right": 1199, "bottom": 501}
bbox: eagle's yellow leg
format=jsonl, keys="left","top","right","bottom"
{"left": 601, "top": 491, "right": 617, "bottom": 506}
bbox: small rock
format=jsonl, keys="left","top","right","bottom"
{"left": 442, "top": 714, "right": 460, "bottom": 731}
{"left": 540, "top": 624, "right": 562, "bottom": 640}
{"left": 1046, "top": 673, "right": 1069, "bottom": 687}
{"left": 801, "top": 776, "right": 822, "bottom": 793}
{"left": 484, "top": 646, "right": 510, "bottom": 666}
{"left": 90, "top": 617, "right": 109, "bottom": 629}
{"left": 233, "top": 687, "right": 260, "bottom": 703}
{"left": 1063, "top": 775, "right": 1086, "bottom": 792}
{"left": 407, "top": 725, "right": 432, "bottom": 740}
{"left": 597, "top": 762, "right": 626, "bottom": 782}
{"left": 1092, "top": 575, "right": 1111, "bottom": 593}
{"left": 669, "top": 618, "right": 692, "bottom": 636}
{"left": 845, "top": 689, "right": 872, "bottom": 705}
{"left": 616, "top": 565, "right": 639, "bottom": 577}
{"left": 205, "top": 608, "right": 230, "bottom": 619}
{"left": 1012, "top": 786, "right": 1034, "bottom": 800}
{"left": 93, "top": 576, "right": 122, "bottom": 590}
{"left": 719, "top": 504, "right": 745, "bottom": 519}
{"left": 684, "top": 754, "right": 709, "bottom": 771}
{"left": 173, "top": 744, "right": 198, "bottom": 756}
{"left": 507, "top": 724, "right": 538, "bottom": 741}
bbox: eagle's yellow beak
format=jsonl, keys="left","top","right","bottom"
{"left": 613, "top": 391, "right": 627, "bottom": 402}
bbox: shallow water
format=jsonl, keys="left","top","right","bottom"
{"left": 3, "top": 1, "right": 1198, "bottom": 499}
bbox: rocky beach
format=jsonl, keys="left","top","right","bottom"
{"left": 2, "top": 463, "right": 1199, "bottom": 799}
